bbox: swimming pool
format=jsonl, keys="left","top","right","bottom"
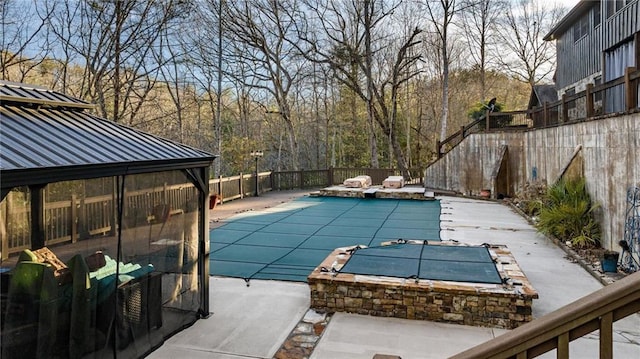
{"left": 210, "top": 196, "right": 441, "bottom": 282}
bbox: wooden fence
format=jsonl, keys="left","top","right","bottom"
{"left": 438, "top": 67, "right": 640, "bottom": 158}
{"left": 1, "top": 167, "right": 424, "bottom": 259}
{"left": 208, "top": 167, "right": 423, "bottom": 201}
{"left": 1, "top": 183, "right": 198, "bottom": 259}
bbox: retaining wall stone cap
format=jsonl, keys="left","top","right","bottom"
{"left": 303, "top": 309, "right": 327, "bottom": 324}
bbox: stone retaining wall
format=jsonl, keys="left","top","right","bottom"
{"left": 424, "top": 113, "right": 640, "bottom": 251}
{"left": 309, "top": 279, "right": 533, "bottom": 329}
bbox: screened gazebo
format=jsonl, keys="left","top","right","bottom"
{"left": 0, "top": 81, "right": 216, "bottom": 358}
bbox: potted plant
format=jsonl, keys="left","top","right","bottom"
{"left": 600, "top": 250, "right": 619, "bottom": 273}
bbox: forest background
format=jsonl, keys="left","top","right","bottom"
{"left": 1, "top": 0, "right": 572, "bottom": 179}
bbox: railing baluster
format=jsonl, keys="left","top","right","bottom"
{"left": 71, "top": 195, "right": 77, "bottom": 243}
{"left": 562, "top": 94, "right": 568, "bottom": 123}
{"left": 586, "top": 83, "right": 594, "bottom": 118}
{"left": 557, "top": 332, "right": 569, "bottom": 359}
{"left": 485, "top": 110, "right": 490, "bottom": 131}
{"left": 624, "top": 67, "right": 634, "bottom": 111}
{"left": 516, "top": 351, "right": 527, "bottom": 359}
{"left": 599, "top": 312, "right": 613, "bottom": 359}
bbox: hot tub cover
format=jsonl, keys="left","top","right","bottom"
{"left": 339, "top": 243, "right": 503, "bottom": 284}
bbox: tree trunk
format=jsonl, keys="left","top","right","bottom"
{"left": 390, "top": 129, "right": 411, "bottom": 180}
{"left": 439, "top": 23, "right": 449, "bottom": 143}
{"left": 365, "top": 0, "right": 379, "bottom": 168}
{"left": 282, "top": 110, "right": 299, "bottom": 171}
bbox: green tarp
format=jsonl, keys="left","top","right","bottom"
{"left": 340, "top": 243, "right": 503, "bottom": 284}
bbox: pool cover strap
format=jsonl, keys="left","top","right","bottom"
{"left": 339, "top": 243, "right": 503, "bottom": 284}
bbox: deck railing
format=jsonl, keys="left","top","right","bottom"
{"left": 450, "top": 271, "right": 640, "bottom": 359}
{"left": 1, "top": 167, "right": 423, "bottom": 259}
{"left": 438, "top": 67, "right": 640, "bottom": 158}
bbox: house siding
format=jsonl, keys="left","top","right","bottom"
{"left": 603, "top": 1, "right": 640, "bottom": 49}
{"left": 555, "top": 0, "right": 639, "bottom": 91}
{"left": 556, "top": 4, "right": 602, "bottom": 90}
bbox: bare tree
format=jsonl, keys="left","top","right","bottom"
{"left": 0, "top": 0, "right": 53, "bottom": 82}
{"left": 363, "top": 0, "right": 380, "bottom": 168}
{"left": 47, "top": 0, "right": 181, "bottom": 124}
{"left": 181, "top": 0, "right": 229, "bottom": 175}
{"left": 293, "top": 0, "right": 386, "bottom": 168}
{"left": 294, "top": 0, "right": 421, "bottom": 179}
{"left": 460, "top": 0, "right": 507, "bottom": 102}
{"left": 221, "top": 0, "right": 304, "bottom": 170}
{"left": 40, "top": 1, "right": 81, "bottom": 94}
{"left": 153, "top": 24, "right": 189, "bottom": 143}
{"left": 498, "top": 0, "right": 563, "bottom": 88}
{"left": 423, "top": 0, "right": 463, "bottom": 143}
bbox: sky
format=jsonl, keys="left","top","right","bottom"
{"left": 553, "top": 0, "right": 582, "bottom": 10}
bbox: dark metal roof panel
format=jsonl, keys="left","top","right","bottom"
{"left": 0, "top": 106, "right": 214, "bottom": 172}
{"left": 0, "top": 80, "right": 95, "bottom": 109}
{"left": 0, "top": 82, "right": 215, "bottom": 188}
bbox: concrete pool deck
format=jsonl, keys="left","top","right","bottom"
{"left": 148, "top": 191, "right": 640, "bottom": 359}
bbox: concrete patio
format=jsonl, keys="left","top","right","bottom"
{"left": 148, "top": 191, "right": 640, "bottom": 359}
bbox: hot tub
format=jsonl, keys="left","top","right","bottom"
{"left": 308, "top": 241, "right": 538, "bottom": 329}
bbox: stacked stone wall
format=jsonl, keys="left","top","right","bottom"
{"left": 309, "top": 279, "right": 533, "bottom": 329}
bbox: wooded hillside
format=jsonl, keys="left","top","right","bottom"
{"left": 1, "top": 0, "right": 566, "bottom": 177}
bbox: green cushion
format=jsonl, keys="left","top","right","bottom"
{"left": 18, "top": 249, "right": 38, "bottom": 262}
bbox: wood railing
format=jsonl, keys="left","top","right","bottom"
{"left": 1, "top": 183, "right": 199, "bottom": 259}
{"left": 438, "top": 67, "right": 640, "bottom": 158}
{"left": 436, "top": 117, "right": 485, "bottom": 158}
{"left": 450, "top": 271, "right": 640, "bottom": 359}
{"left": 1, "top": 167, "right": 424, "bottom": 259}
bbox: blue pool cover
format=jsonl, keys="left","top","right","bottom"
{"left": 339, "top": 243, "right": 503, "bottom": 284}
{"left": 210, "top": 196, "right": 442, "bottom": 282}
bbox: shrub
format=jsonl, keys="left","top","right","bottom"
{"left": 536, "top": 178, "right": 601, "bottom": 248}
{"left": 467, "top": 101, "right": 504, "bottom": 120}
{"left": 515, "top": 180, "right": 547, "bottom": 217}
{"left": 524, "top": 199, "right": 544, "bottom": 217}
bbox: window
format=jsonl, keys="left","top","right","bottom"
{"left": 605, "top": 40, "right": 636, "bottom": 80}
{"left": 604, "top": 39, "right": 635, "bottom": 112}
{"left": 619, "top": 0, "right": 627, "bottom": 11}
{"left": 607, "top": 0, "right": 625, "bottom": 18}
{"left": 593, "top": 3, "right": 601, "bottom": 27}
{"left": 573, "top": 15, "right": 589, "bottom": 41}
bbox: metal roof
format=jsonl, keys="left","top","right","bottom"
{"left": 0, "top": 80, "right": 96, "bottom": 110}
{"left": 0, "top": 81, "right": 216, "bottom": 189}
